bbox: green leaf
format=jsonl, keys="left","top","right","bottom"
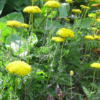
{"left": 59, "top": 3, "right": 70, "bottom": 18}
{"left": 82, "top": 85, "right": 90, "bottom": 99}
{"left": 6, "top": 34, "right": 20, "bottom": 51}
{"left": 0, "top": 0, "right": 7, "bottom": 15}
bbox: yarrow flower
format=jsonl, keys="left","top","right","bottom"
{"left": 91, "top": 27, "right": 97, "bottom": 30}
{"left": 23, "top": 6, "right": 41, "bottom": 13}
{"left": 90, "top": 62, "right": 100, "bottom": 69}
{"left": 22, "top": 23, "right": 29, "bottom": 28}
{"left": 69, "top": 70, "right": 74, "bottom": 76}
{"left": 57, "top": 28, "right": 74, "bottom": 37}
{"left": 44, "top": 1, "right": 60, "bottom": 8}
{"left": 96, "top": 18, "right": 100, "bottom": 22}
{"left": 6, "top": 20, "right": 22, "bottom": 28}
{"left": 65, "top": 0, "right": 73, "bottom": 3}
{"left": 52, "top": 37, "right": 65, "bottom": 42}
{"left": 88, "top": 0, "right": 97, "bottom": 1}
{"left": 43, "top": 0, "right": 54, "bottom": 1}
{"left": 88, "top": 13, "right": 95, "bottom": 18}
{"left": 71, "top": 9, "right": 81, "bottom": 14}
{"left": 80, "top": 5, "right": 90, "bottom": 9}
{"left": 6, "top": 61, "right": 32, "bottom": 76}
{"left": 96, "top": 11, "right": 100, "bottom": 14}
{"left": 94, "top": 35, "right": 100, "bottom": 40}
{"left": 84, "top": 35, "right": 94, "bottom": 40}
{"left": 64, "top": 18, "right": 70, "bottom": 22}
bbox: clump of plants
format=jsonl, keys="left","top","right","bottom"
{"left": 1, "top": 0, "right": 100, "bottom": 100}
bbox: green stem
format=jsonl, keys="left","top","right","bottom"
{"left": 89, "top": 69, "right": 96, "bottom": 100}
{"left": 28, "top": 13, "right": 33, "bottom": 63}
{"left": 58, "top": 40, "right": 65, "bottom": 70}
{"left": 48, "top": 8, "right": 53, "bottom": 63}
{"left": 70, "top": 76, "right": 72, "bottom": 100}
{"left": 14, "top": 75, "right": 18, "bottom": 100}
{"left": 10, "top": 27, "right": 13, "bottom": 50}
{"left": 47, "top": 43, "right": 58, "bottom": 84}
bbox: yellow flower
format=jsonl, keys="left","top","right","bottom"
{"left": 43, "top": 0, "right": 54, "bottom": 1}
{"left": 84, "top": 35, "right": 94, "bottom": 40}
{"left": 88, "top": 0, "right": 97, "bottom": 1}
{"left": 57, "top": 28, "right": 74, "bottom": 37}
{"left": 64, "top": 18, "right": 70, "bottom": 22}
{"left": 71, "top": 9, "right": 81, "bottom": 14}
{"left": 80, "top": 5, "right": 90, "bottom": 9}
{"left": 96, "top": 18, "right": 100, "bottom": 22}
{"left": 6, "top": 20, "right": 22, "bottom": 28}
{"left": 52, "top": 37, "right": 65, "bottom": 42}
{"left": 6, "top": 61, "right": 32, "bottom": 76}
{"left": 69, "top": 70, "right": 74, "bottom": 76}
{"left": 96, "top": 11, "right": 100, "bottom": 14}
{"left": 23, "top": 6, "right": 41, "bottom": 13}
{"left": 94, "top": 35, "right": 100, "bottom": 40}
{"left": 65, "top": 0, "right": 73, "bottom": 3}
{"left": 22, "top": 23, "right": 29, "bottom": 28}
{"left": 44, "top": 1, "right": 60, "bottom": 8}
{"left": 86, "top": 54, "right": 89, "bottom": 57}
{"left": 91, "top": 27, "right": 97, "bottom": 30}
{"left": 88, "top": 13, "right": 95, "bottom": 18}
{"left": 90, "top": 62, "right": 100, "bottom": 69}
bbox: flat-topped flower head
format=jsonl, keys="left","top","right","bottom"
{"left": 6, "top": 20, "right": 22, "bottom": 28}
{"left": 88, "top": 0, "right": 97, "bottom": 1}
{"left": 44, "top": 1, "right": 60, "bottom": 8}
{"left": 57, "top": 28, "right": 74, "bottom": 37}
{"left": 71, "top": 9, "right": 81, "bottom": 14}
{"left": 88, "top": 13, "right": 95, "bottom": 18}
{"left": 80, "top": 5, "right": 90, "bottom": 9}
{"left": 96, "top": 18, "right": 100, "bottom": 22}
{"left": 94, "top": 35, "right": 100, "bottom": 40}
{"left": 22, "top": 23, "right": 29, "bottom": 28}
{"left": 84, "top": 35, "right": 94, "bottom": 40}
{"left": 6, "top": 61, "right": 32, "bottom": 76}
{"left": 64, "top": 18, "right": 70, "bottom": 22}
{"left": 52, "top": 37, "right": 65, "bottom": 42}
{"left": 23, "top": 6, "right": 41, "bottom": 13}
{"left": 90, "top": 62, "right": 100, "bottom": 69}
{"left": 43, "top": 0, "right": 54, "bottom": 1}
{"left": 96, "top": 11, "right": 100, "bottom": 15}
{"left": 91, "top": 27, "right": 97, "bottom": 30}
{"left": 65, "top": 0, "right": 73, "bottom": 3}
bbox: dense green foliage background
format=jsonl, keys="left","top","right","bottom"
{"left": 0, "top": 0, "right": 100, "bottom": 100}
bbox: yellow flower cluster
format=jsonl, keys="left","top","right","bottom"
{"left": 6, "top": 20, "right": 22, "bottom": 28}
{"left": 80, "top": 5, "right": 90, "bottom": 9}
{"left": 44, "top": 1, "right": 60, "bottom": 8}
{"left": 84, "top": 35, "right": 94, "bottom": 40}
{"left": 57, "top": 28, "right": 74, "bottom": 37}
{"left": 88, "top": 13, "right": 95, "bottom": 18}
{"left": 90, "top": 62, "right": 100, "bottom": 69}
{"left": 43, "top": 0, "right": 54, "bottom": 1}
{"left": 71, "top": 9, "right": 81, "bottom": 14}
{"left": 65, "top": 0, "right": 73, "bottom": 3}
{"left": 23, "top": 6, "right": 41, "bottom": 13}
{"left": 52, "top": 37, "right": 65, "bottom": 42}
{"left": 64, "top": 18, "right": 70, "bottom": 22}
{"left": 69, "top": 70, "right": 74, "bottom": 76}
{"left": 6, "top": 61, "right": 32, "bottom": 76}
{"left": 91, "top": 27, "right": 97, "bottom": 30}
{"left": 85, "top": 35, "right": 100, "bottom": 40}
{"left": 96, "top": 11, "right": 100, "bottom": 14}
{"left": 96, "top": 19, "right": 100, "bottom": 22}
{"left": 22, "top": 23, "right": 29, "bottom": 28}
{"left": 88, "top": 0, "right": 97, "bottom": 1}
{"left": 94, "top": 35, "right": 100, "bottom": 40}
